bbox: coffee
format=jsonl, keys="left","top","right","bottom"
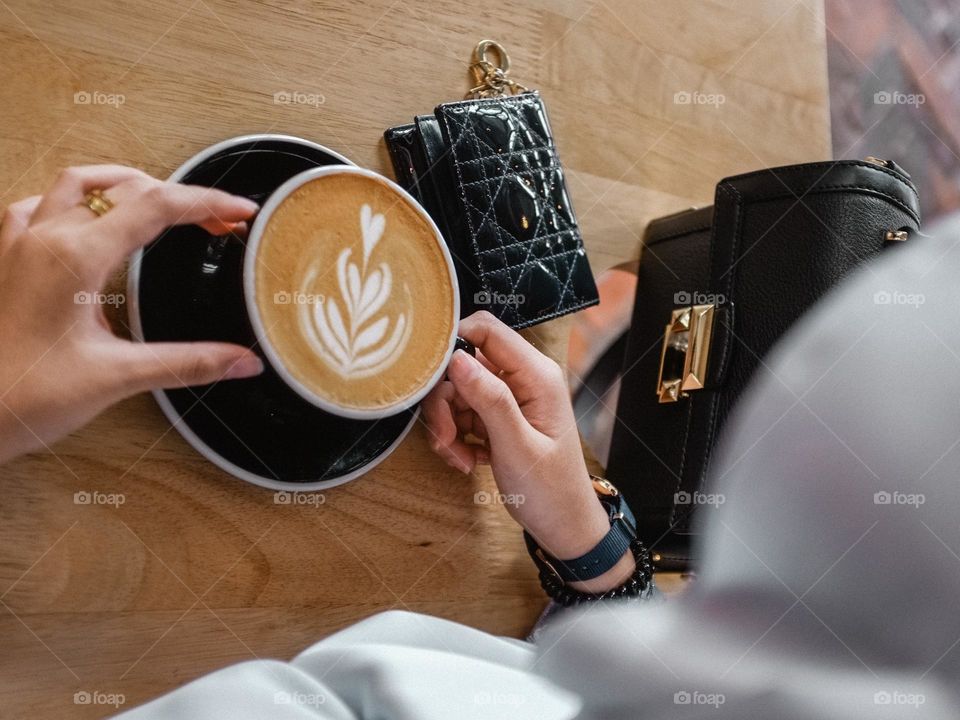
{"left": 249, "top": 170, "right": 456, "bottom": 415}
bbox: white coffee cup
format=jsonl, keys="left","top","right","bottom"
{"left": 243, "top": 165, "right": 461, "bottom": 420}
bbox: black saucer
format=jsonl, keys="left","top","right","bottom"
{"left": 128, "top": 135, "right": 417, "bottom": 489}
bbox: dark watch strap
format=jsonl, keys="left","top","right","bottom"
{"left": 539, "top": 538, "right": 654, "bottom": 607}
{"left": 524, "top": 477, "right": 638, "bottom": 583}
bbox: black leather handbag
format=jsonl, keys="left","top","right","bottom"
{"left": 384, "top": 88, "right": 598, "bottom": 329}
{"left": 606, "top": 158, "right": 921, "bottom": 569}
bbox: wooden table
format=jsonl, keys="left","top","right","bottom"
{"left": 0, "top": 1, "right": 830, "bottom": 715}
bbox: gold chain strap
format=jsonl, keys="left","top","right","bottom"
{"left": 466, "top": 40, "right": 530, "bottom": 99}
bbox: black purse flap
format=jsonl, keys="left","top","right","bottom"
{"left": 608, "top": 159, "right": 921, "bottom": 566}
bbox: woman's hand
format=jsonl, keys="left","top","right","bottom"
{"left": 0, "top": 165, "right": 264, "bottom": 464}
{"left": 422, "top": 311, "right": 635, "bottom": 592}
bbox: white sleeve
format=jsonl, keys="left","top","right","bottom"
{"left": 116, "top": 610, "right": 581, "bottom": 720}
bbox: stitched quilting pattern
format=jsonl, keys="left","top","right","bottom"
{"left": 436, "top": 93, "right": 598, "bottom": 328}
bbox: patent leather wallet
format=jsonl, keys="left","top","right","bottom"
{"left": 605, "top": 158, "right": 922, "bottom": 570}
{"left": 384, "top": 92, "right": 599, "bottom": 329}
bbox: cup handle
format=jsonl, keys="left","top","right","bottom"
{"left": 443, "top": 336, "right": 476, "bottom": 381}
{"left": 454, "top": 336, "right": 476, "bottom": 357}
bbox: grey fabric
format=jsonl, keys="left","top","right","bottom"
{"left": 537, "top": 232, "right": 960, "bottom": 717}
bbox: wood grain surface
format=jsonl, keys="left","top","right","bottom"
{"left": 0, "top": 0, "right": 830, "bottom": 716}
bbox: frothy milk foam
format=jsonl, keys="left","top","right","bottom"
{"left": 252, "top": 172, "right": 455, "bottom": 413}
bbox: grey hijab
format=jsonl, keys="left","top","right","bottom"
{"left": 538, "top": 232, "right": 960, "bottom": 717}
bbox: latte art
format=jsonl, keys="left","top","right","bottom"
{"left": 299, "top": 204, "right": 412, "bottom": 378}
{"left": 249, "top": 170, "right": 456, "bottom": 416}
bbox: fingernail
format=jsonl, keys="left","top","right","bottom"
{"left": 237, "top": 197, "right": 260, "bottom": 214}
{"left": 219, "top": 221, "right": 246, "bottom": 238}
{"left": 225, "top": 354, "right": 264, "bottom": 379}
{"left": 448, "top": 349, "right": 478, "bottom": 381}
{"left": 442, "top": 451, "right": 470, "bottom": 474}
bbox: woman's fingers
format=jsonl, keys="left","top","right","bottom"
{"left": 421, "top": 376, "right": 490, "bottom": 472}
{"left": 422, "top": 382, "right": 458, "bottom": 445}
{"left": 421, "top": 381, "right": 481, "bottom": 473}
{"left": 457, "top": 312, "right": 539, "bottom": 374}
{"left": 50, "top": 179, "right": 258, "bottom": 276}
{"left": 457, "top": 312, "right": 562, "bottom": 400}
{"left": 455, "top": 408, "right": 487, "bottom": 441}
{"left": 117, "top": 340, "right": 264, "bottom": 393}
{"left": 30, "top": 165, "right": 150, "bottom": 224}
{"left": 474, "top": 348, "right": 500, "bottom": 375}
{"left": 445, "top": 349, "right": 530, "bottom": 449}
{"left": 437, "top": 438, "right": 480, "bottom": 474}
{"left": 99, "top": 180, "right": 258, "bottom": 256}
{"left": 422, "top": 378, "right": 492, "bottom": 473}
{"left": 26, "top": 172, "right": 257, "bottom": 283}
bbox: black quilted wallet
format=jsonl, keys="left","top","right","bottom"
{"left": 384, "top": 92, "right": 599, "bottom": 329}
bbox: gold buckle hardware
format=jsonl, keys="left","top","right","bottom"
{"left": 591, "top": 476, "right": 619, "bottom": 497}
{"left": 467, "top": 40, "right": 530, "bottom": 99}
{"left": 534, "top": 548, "right": 562, "bottom": 580}
{"left": 865, "top": 158, "right": 910, "bottom": 242}
{"left": 656, "top": 304, "right": 716, "bottom": 404}
{"left": 611, "top": 510, "right": 637, "bottom": 536}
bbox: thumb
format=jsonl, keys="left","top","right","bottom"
{"left": 121, "top": 341, "right": 264, "bottom": 392}
{"left": 447, "top": 350, "right": 528, "bottom": 445}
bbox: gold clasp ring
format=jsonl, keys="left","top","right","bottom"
{"left": 467, "top": 40, "right": 529, "bottom": 98}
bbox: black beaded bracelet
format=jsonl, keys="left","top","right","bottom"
{"left": 536, "top": 538, "right": 655, "bottom": 607}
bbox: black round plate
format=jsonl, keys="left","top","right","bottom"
{"left": 128, "top": 135, "right": 417, "bottom": 489}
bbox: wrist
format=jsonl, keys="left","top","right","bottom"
{"left": 524, "top": 491, "right": 611, "bottom": 560}
{"left": 543, "top": 492, "right": 638, "bottom": 593}
{"left": 525, "top": 474, "right": 647, "bottom": 597}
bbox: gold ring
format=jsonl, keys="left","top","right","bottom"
{"left": 82, "top": 188, "right": 114, "bottom": 217}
